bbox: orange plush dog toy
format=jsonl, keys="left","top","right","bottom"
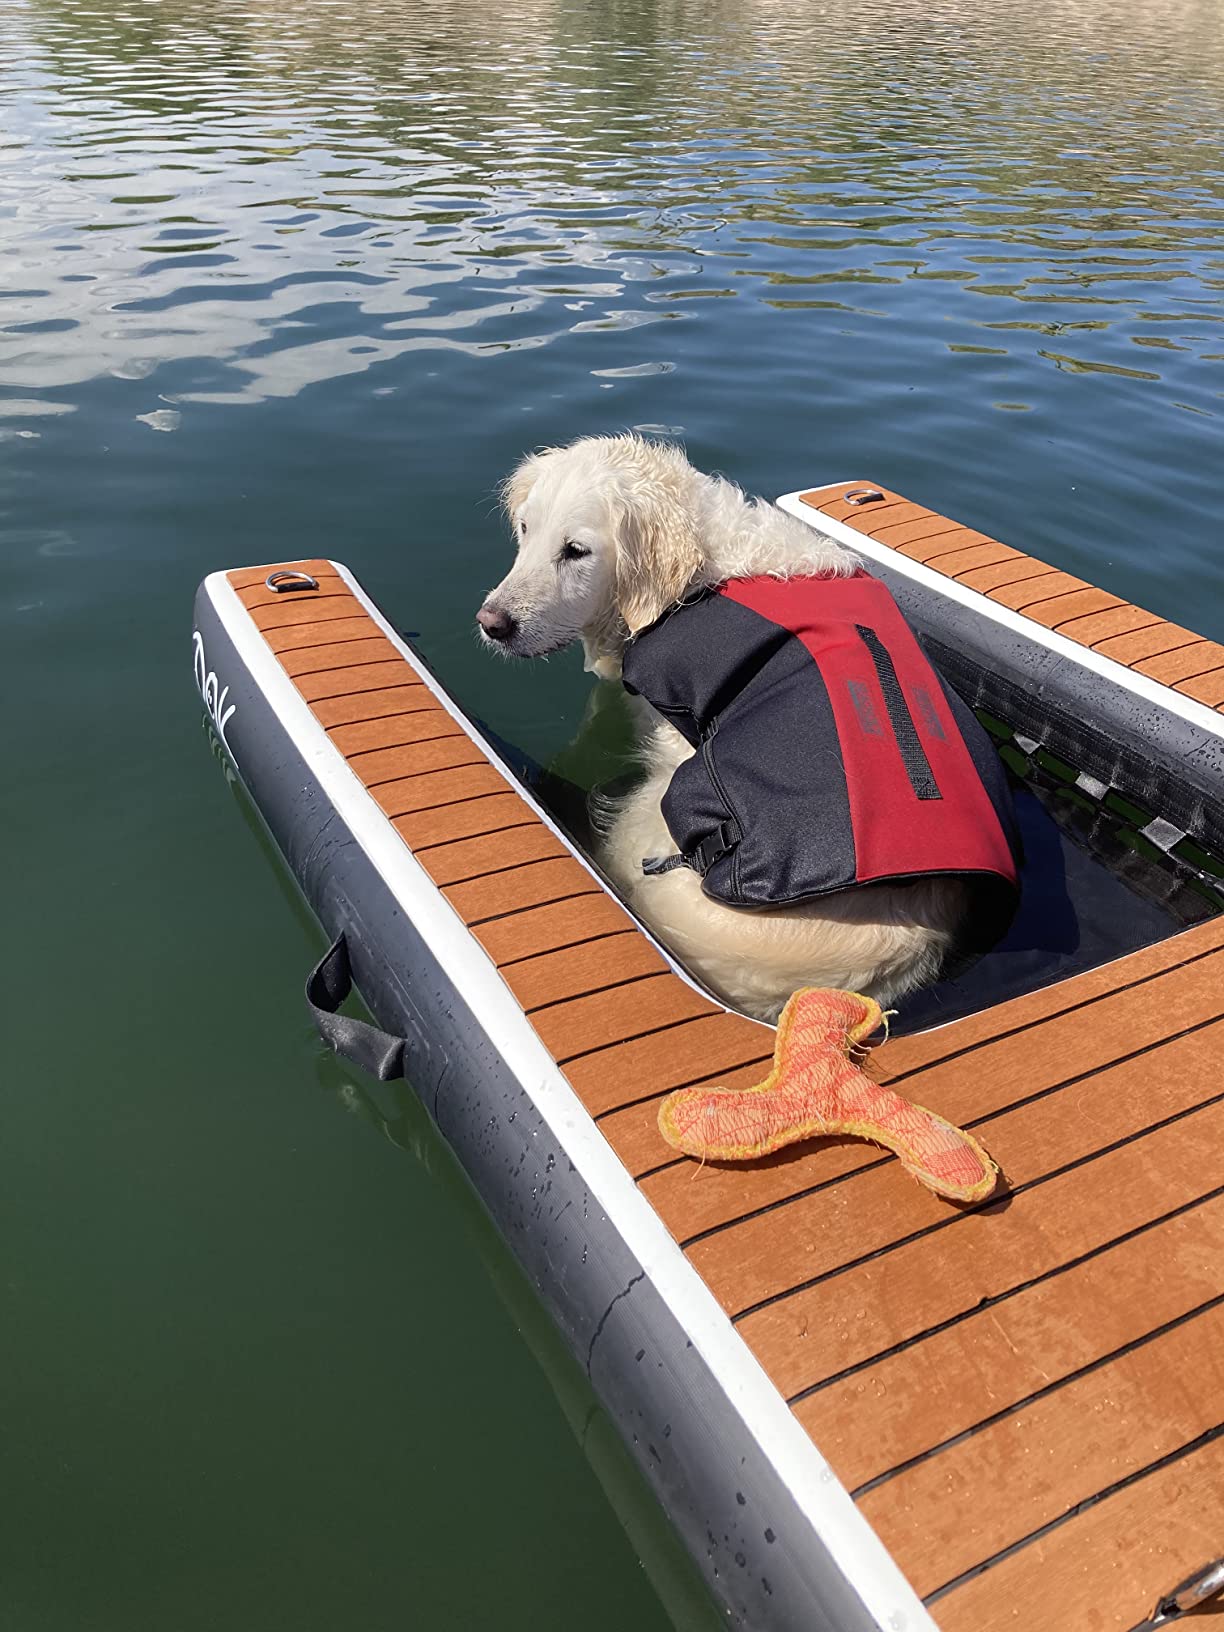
{"left": 657, "top": 988, "right": 998, "bottom": 1204}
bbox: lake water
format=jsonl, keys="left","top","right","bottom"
{"left": 3, "top": 0, "right": 1223, "bottom": 1626}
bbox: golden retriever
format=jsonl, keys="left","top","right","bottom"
{"left": 477, "top": 434, "right": 969, "bottom": 1022}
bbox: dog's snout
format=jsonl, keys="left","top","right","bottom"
{"left": 477, "top": 603, "right": 518, "bottom": 643}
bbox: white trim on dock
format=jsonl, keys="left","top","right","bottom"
{"left": 205, "top": 564, "right": 939, "bottom": 1632}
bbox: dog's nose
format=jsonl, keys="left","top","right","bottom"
{"left": 477, "top": 604, "right": 517, "bottom": 643}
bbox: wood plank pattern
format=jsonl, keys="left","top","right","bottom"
{"left": 644, "top": 931, "right": 1224, "bottom": 1245}
{"left": 279, "top": 635, "right": 400, "bottom": 677}
{"left": 874, "top": 916, "right": 1224, "bottom": 1084}
{"left": 392, "top": 792, "right": 538, "bottom": 850}
{"left": 501, "top": 931, "right": 668, "bottom": 1013}
{"left": 249, "top": 593, "right": 366, "bottom": 630}
{"left": 224, "top": 552, "right": 1224, "bottom": 1632}
{"left": 595, "top": 1055, "right": 774, "bottom": 1178}
{"left": 932, "top": 1430, "right": 1224, "bottom": 1632}
{"left": 311, "top": 683, "right": 433, "bottom": 728}
{"left": 1136, "top": 639, "right": 1224, "bottom": 685}
{"left": 858, "top": 1301, "right": 1224, "bottom": 1596}
{"left": 1023, "top": 586, "right": 1122, "bottom": 627}
{"left": 873, "top": 519, "right": 961, "bottom": 551}
{"left": 793, "top": 1190, "right": 1224, "bottom": 1492}
{"left": 688, "top": 1008, "right": 1224, "bottom": 1317}
{"left": 958, "top": 558, "right": 1056, "bottom": 593}
{"left": 265, "top": 615, "right": 386, "bottom": 653}
{"left": 918, "top": 541, "right": 1017, "bottom": 575}
{"left": 1056, "top": 604, "right": 1160, "bottom": 644}
{"left": 346, "top": 737, "right": 486, "bottom": 784}
{"left": 737, "top": 1096, "right": 1224, "bottom": 1398}
{"left": 237, "top": 579, "right": 352, "bottom": 611}
{"left": 415, "top": 825, "right": 568, "bottom": 888}
{"left": 879, "top": 520, "right": 968, "bottom": 554}
{"left": 1179, "top": 669, "right": 1224, "bottom": 706}
{"left": 531, "top": 974, "right": 715, "bottom": 1062}
{"left": 563, "top": 1012, "right": 773, "bottom": 1120}
{"left": 1094, "top": 622, "right": 1200, "bottom": 663}
{"left": 327, "top": 712, "right": 463, "bottom": 757}
{"left": 228, "top": 559, "right": 341, "bottom": 591}
{"left": 472, "top": 891, "right": 638, "bottom": 966}
{"left": 371, "top": 763, "right": 509, "bottom": 817}
{"left": 800, "top": 482, "right": 1224, "bottom": 717}
{"left": 443, "top": 854, "right": 602, "bottom": 924}
{"left": 298, "top": 659, "right": 421, "bottom": 701}
{"left": 991, "top": 570, "right": 1089, "bottom": 610}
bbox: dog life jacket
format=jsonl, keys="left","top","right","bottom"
{"left": 621, "top": 572, "right": 1021, "bottom": 947}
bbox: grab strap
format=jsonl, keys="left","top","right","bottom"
{"left": 305, "top": 933, "right": 406, "bottom": 1081}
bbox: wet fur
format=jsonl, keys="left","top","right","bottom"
{"left": 481, "top": 434, "right": 968, "bottom": 1023}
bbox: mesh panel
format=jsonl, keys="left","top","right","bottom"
{"left": 925, "top": 637, "right": 1224, "bottom": 928}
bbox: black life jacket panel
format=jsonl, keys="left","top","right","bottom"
{"left": 621, "top": 572, "right": 1021, "bottom": 948}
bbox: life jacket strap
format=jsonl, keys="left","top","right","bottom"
{"left": 643, "top": 820, "right": 738, "bottom": 879}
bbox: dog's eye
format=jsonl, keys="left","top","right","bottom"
{"left": 559, "top": 541, "right": 591, "bottom": 563}
{"left": 519, "top": 517, "right": 527, "bottom": 537}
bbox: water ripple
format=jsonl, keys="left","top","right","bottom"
{"left": 0, "top": 0, "right": 1221, "bottom": 624}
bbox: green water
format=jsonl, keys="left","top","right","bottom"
{"left": 3, "top": 0, "right": 1223, "bottom": 1625}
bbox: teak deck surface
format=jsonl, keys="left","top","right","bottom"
{"left": 798, "top": 482, "right": 1224, "bottom": 708}
{"left": 226, "top": 503, "right": 1224, "bottom": 1632}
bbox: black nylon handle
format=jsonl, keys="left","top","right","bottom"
{"left": 305, "top": 933, "right": 405, "bottom": 1081}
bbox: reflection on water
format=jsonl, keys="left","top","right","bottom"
{"left": 4, "top": 0, "right": 1223, "bottom": 718}
{"left": 3, "top": 4, "right": 1224, "bottom": 1628}
{"left": 3, "top": 0, "right": 1223, "bottom": 421}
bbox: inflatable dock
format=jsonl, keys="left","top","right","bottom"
{"left": 192, "top": 482, "right": 1224, "bottom": 1632}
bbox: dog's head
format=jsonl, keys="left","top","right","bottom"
{"left": 476, "top": 435, "right": 703, "bottom": 670}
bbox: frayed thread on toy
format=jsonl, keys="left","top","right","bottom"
{"left": 656, "top": 988, "right": 998, "bottom": 1205}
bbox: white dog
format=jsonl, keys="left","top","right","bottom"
{"left": 477, "top": 434, "right": 971, "bottom": 1022}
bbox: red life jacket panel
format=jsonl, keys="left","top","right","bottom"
{"left": 621, "top": 571, "right": 1021, "bottom": 946}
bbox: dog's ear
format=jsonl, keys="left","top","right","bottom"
{"left": 613, "top": 482, "right": 703, "bottom": 635}
{"left": 501, "top": 450, "right": 548, "bottom": 530}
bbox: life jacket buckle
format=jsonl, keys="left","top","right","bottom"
{"left": 642, "top": 821, "right": 738, "bottom": 879}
